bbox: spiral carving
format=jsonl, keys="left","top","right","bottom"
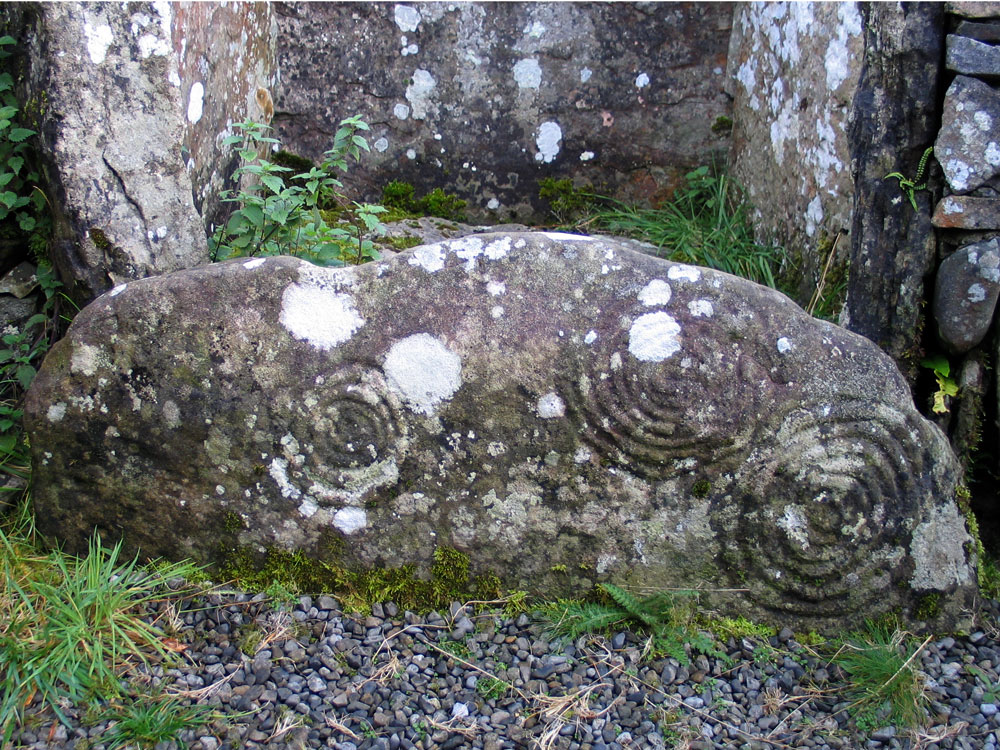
{"left": 717, "top": 399, "right": 933, "bottom": 617}
{"left": 562, "top": 319, "right": 776, "bottom": 480}
{"left": 289, "top": 364, "right": 407, "bottom": 477}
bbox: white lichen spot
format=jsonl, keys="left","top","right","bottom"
{"left": 187, "top": 82, "right": 204, "bottom": 124}
{"left": 638, "top": 279, "right": 671, "bottom": 306}
{"left": 490, "top": 305, "right": 504, "bottom": 319}
{"left": 805, "top": 195, "right": 823, "bottom": 238}
{"left": 513, "top": 58, "right": 542, "bottom": 89}
{"left": 84, "top": 22, "right": 114, "bottom": 64}
{"left": 688, "top": 299, "right": 714, "bottom": 317}
{"left": 169, "top": 70, "right": 180, "bottom": 87}
{"left": 584, "top": 330, "right": 597, "bottom": 345}
{"left": 628, "top": 312, "right": 681, "bottom": 362}
{"left": 110, "top": 283, "right": 128, "bottom": 297}
{"left": 333, "top": 507, "right": 367, "bottom": 534}
{"left": 610, "top": 352, "right": 622, "bottom": 370}
{"left": 163, "top": 400, "right": 181, "bottom": 429}
{"left": 777, "top": 337, "right": 793, "bottom": 354}
{"left": 667, "top": 264, "right": 701, "bottom": 283}
{"left": 406, "top": 148, "right": 417, "bottom": 159}
{"left": 945, "top": 159, "right": 972, "bottom": 193}
{"left": 536, "top": 392, "right": 565, "bottom": 419}
{"left": 243, "top": 258, "right": 266, "bottom": 270}
{"left": 298, "top": 497, "right": 318, "bottom": 518}
{"left": 968, "top": 283, "right": 987, "bottom": 303}
{"left": 374, "top": 137, "right": 389, "bottom": 152}
{"left": 47, "top": 402, "right": 67, "bottom": 422}
{"left": 534, "top": 121, "right": 562, "bottom": 163}
{"left": 408, "top": 243, "right": 446, "bottom": 272}
{"left": 487, "top": 441, "right": 507, "bottom": 457}
{"left": 776, "top": 505, "right": 810, "bottom": 550}
{"left": 635, "top": 72, "right": 650, "bottom": 88}
{"left": 280, "top": 283, "right": 364, "bottom": 350}
{"left": 484, "top": 237, "right": 511, "bottom": 259}
{"left": 71, "top": 343, "right": 104, "bottom": 376}
{"left": 987, "top": 142, "right": 1000, "bottom": 167}
{"left": 580, "top": 67, "right": 592, "bottom": 83}
{"left": 574, "top": 446, "right": 592, "bottom": 463}
{"left": 400, "top": 42, "right": 418, "bottom": 56}
{"left": 974, "top": 111, "right": 993, "bottom": 131}
{"left": 405, "top": 69, "right": 436, "bottom": 120}
{"left": 215, "top": 484, "right": 226, "bottom": 496}
{"left": 596, "top": 553, "right": 617, "bottom": 574}
{"left": 487, "top": 197, "right": 500, "bottom": 210}
{"left": 393, "top": 103, "right": 411, "bottom": 120}
{"left": 486, "top": 280, "right": 506, "bottom": 296}
{"left": 269, "top": 457, "right": 300, "bottom": 500}
{"left": 579, "top": 151, "right": 595, "bottom": 162}
{"left": 394, "top": 4, "right": 421, "bottom": 32}
{"left": 384, "top": 334, "right": 462, "bottom": 415}
{"left": 910, "top": 503, "right": 972, "bottom": 589}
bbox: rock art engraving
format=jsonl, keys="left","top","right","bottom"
{"left": 24, "top": 233, "right": 977, "bottom": 632}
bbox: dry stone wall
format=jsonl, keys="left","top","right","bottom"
{"left": 271, "top": 2, "right": 734, "bottom": 222}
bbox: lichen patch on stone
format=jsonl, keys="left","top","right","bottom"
{"left": 408, "top": 243, "right": 447, "bottom": 273}
{"left": 910, "top": 503, "right": 973, "bottom": 590}
{"left": 536, "top": 392, "right": 565, "bottom": 419}
{"left": 280, "top": 283, "right": 364, "bottom": 350}
{"left": 333, "top": 506, "right": 367, "bottom": 534}
{"left": 688, "top": 299, "right": 714, "bottom": 317}
{"left": 628, "top": 312, "right": 682, "bottom": 362}
{"left": 638, "top": 279, "right": 672, "bottom": 306}
{"left": 384, "top": 333, "right": 462, "bottom": 415}
{"left": 667, "top": 264, "right": 701, "bottom": 283}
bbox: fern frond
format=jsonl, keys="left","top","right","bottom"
{"left": 537, "top": 601, "right": 628, "bottom": 640}
{"left": 598, "top": 583, "right": 658, "bottom": 626}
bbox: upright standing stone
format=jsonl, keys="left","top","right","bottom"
{"left": 844, "top": 3, "right": 944, "bottom": 382}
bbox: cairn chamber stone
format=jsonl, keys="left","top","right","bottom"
{"left": 25, "top": 233, "right": 977, "bottom": 633}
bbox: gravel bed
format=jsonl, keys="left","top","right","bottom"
{"left": 13, "top": 592, "right": 1000, "bottom": 750}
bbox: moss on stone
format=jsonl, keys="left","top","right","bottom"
{"left": 382, "top": 234, "right": 422, "bottom": 251}
{"left": 913, "top": 593, "right": 940, "bottom": 620}
{"left": 691, "top": 479, "right": 711, "bottom": 498}
{"left": 89, "top": 227, "right": 114, "bottom": 251}
{"left": 711, "top": 115, "right": 733, "bottom": 136}
{"left": 217, "top": 542, "right": 503, "bottom": 614}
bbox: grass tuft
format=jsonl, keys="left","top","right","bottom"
{"left": 829, "top": 621, "right": 928, "bottom": 733}
{"left": 0, "top": 505, "right": 203, "bottom": 742}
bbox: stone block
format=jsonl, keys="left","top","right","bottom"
{"left": 933, "top": 195, "right": 1000, "bottom": 229}
{"left": 946, "top": 34, "right": 1000, "bottom": 75}
{"left": 955, "top": 20, "right": 1000, "bottom": 43}
{"left": 24, "top": 233, "right": 976, "bottom": 633}
{"left": 935, "top": 76, "right": 1000, "bottom": 194}
{"left": 947, "top": 2, "right": 1000, "bottom": 18}
{"left": 933, "top": 238, "right": 1000, "bottom": 353}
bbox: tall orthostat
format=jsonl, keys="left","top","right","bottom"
{"left": 25, "top": 234, "right": 978, "bottom": 634}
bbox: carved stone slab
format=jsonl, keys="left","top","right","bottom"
{"left": 25, "top": 233, "right": 977, "bottom": 632}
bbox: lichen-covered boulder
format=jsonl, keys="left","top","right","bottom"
{"left": 25, "top": 233, "right": 977, "bottom": 632}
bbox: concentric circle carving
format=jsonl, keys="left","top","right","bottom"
{"left": 717, "top": 399, "right": 933, "bottom": 617}
{"left": 562, "top": 321, "right": 774, "bottom": 479}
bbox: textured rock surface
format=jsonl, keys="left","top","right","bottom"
{"left": 934, "top": 239, "right": 1000, "bottom": 353}
{"left": 25, "top": 233, "right": 976, "bottom": 632}
{"left": 727, "top": 2, "right": 862, "bottom": 300}
{"left": 843, "top": 3, "right": 944, "bottom": 381}
{"left": 12, "top": 3, "right": 209, "bottom": 301}
{"left": 946, "top": 33, "right": 1000, "bottom": 76}
{"left": 933, "top": 194, "right": 1000, "bottom": 230}
{"left": 171, "top": 3, "right": 277, "bottom": 228}
{"left": 936, "top": 76, "right": 1000, "bottom": 195}
{"left": 272, "top": 3, "right": 733, "bottom": 222}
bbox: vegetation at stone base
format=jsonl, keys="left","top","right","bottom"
{"left": 535, "top": 582, "right": 730, "bottom": 668}
{"left": 0, "top": 499, "right": 208, "bottom": 745}
{"left": 210, "top": 116, "right": 388, "bottom": 267}
{"left": 217, "top": 543, "right": 504, "bottom": 616}
{"left": 0, "top": 35, "right": 44, "bottom": 241}
{"left": 827, "top": 620, "right": 929, "bottom": 733}
{"left": 539, "top": 167, "right": 786, "bottom": 290}
{"left": 381, "top": 179, "right": 468, "bottom": 222}
{"left": 93, "top": 693, "right": 217, "bottom": 750}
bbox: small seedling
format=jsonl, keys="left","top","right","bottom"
{"left": 920, "top": 355, "right": 959, "bottom": 414}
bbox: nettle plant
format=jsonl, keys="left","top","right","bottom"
{"left": 211, "top": 115, "right": 387, "bottom": 266}
{"left": 0, "top": 35, "right": 42, "bottom": 236}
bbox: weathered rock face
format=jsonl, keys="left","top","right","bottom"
{"left": 727, "top": 2, "right": 863, "bottom": 302}
{"left": 25, "top": 234, "right": 975, "bottom": 632}
{"left": 171, "top": 2, "right": 276, "bottom": 228}
{"left": 936, "top": 76, "right": 1000, "bottom": 195}
{"left": 12, "top": 3, "right": 210, "bottom": 301}
{"left": 933, "top": 238, "right": 1000, "bottom": 354}
{"left": 272, "top": 3, "right": 733, "bottom": 222}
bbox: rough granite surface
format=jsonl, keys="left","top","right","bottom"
{"left": 25, "top": 233, "right": 977, "bottom": 633}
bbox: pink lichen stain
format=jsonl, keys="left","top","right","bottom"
{"left": 601, "top": 111, "right": 614, "bottom": 127}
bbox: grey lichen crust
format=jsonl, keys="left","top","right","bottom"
{"left": 24, "top": 233, "right": 977, "bottom": 633}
